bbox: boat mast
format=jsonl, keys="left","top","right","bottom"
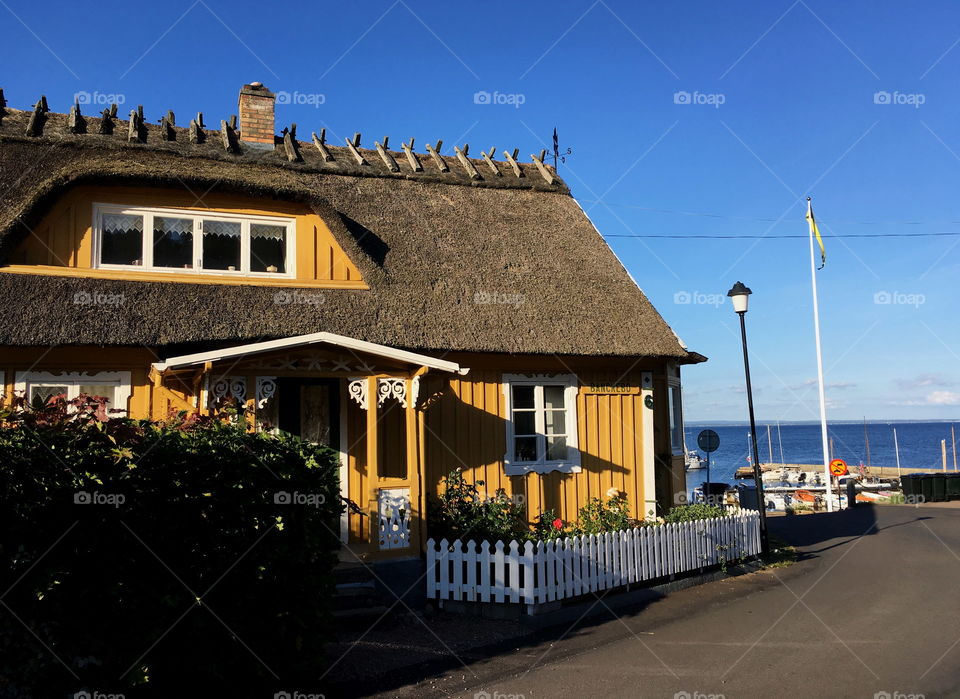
{"left": 777, "top": 421, "right": 785, "bottom": 465}
{"left": 863, "top": 417, "right": 871, "bottom": 469}
{"left": 894, "top": 428, "right": 901, "bottom": 480}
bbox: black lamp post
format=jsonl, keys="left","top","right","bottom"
{"left": 727, "top": 281, "right": 769, "bottom": 555}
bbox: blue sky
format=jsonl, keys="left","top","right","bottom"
{"left": 3, "top": 0, "right": 959, "bottom": 421}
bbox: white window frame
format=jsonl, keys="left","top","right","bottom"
{"left": 92, "top": 203, "right": 296, "bottom": 278}
{"left": 667, "top": 374, "right": 684, "bottom": 456}
{"left": 14, "top": 371, "right": 132, "bottom": 414}
{"left": 503, "top": 374, "right": 581, "bottom": 475}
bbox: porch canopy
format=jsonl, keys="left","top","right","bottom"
{"left": 151, "top": 331, "right": 469, "bottom": 375}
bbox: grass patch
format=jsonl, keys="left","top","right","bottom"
{"left": 763, "top": 535, "right": 798, "bottom": 569}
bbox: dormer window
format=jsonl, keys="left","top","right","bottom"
{"left": 93, "top": 204, "right": 295, "bottom": 276}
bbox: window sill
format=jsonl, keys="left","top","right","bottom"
{"left": 505, "top": 462, "right": 582, "bottom": 476}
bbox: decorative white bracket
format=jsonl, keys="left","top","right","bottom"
{"left": 410, "top": 375, "right": 420, "bottom": 409}
{"left": 210, "top": 376, "right": 246, "bottom": 406}
{"left": 255, "top": 376, "right": 277, "bottom": 408}
{"left": 347, "top": 378, "right": 368, "bottom": 410}
{"left": 377, "top": 378, "right": 407, "bottom": 408}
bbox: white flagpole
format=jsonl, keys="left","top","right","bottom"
{"left": 807, "top": 197, "right": 833, "bottom": 512}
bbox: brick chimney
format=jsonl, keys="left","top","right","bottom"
{"left": 238, "top": 82, "right": 275, "bottom": 147}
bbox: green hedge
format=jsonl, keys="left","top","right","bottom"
{"left": 0, "top": 397, "right": 341, "bottom": 697}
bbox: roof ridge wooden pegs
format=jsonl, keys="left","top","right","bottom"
{"left": 220, "top": 119, "right": 239, "bottom": 153}
{"left": 25, "top": 95, "right": 48, "bottom": 137}
{"left": 530, "top": 151, "right": 555, "bottom": 185}
{"left": 375, "top": 137, "right": 400, "bottom": 172}
{"left": 127, "top": 108, "right": 146, "bottom": 143}
{"left": 98, "top": 105, "right": 116, "bottom": 135}
{"left": 480, "top": 147, "right": 501, "bottom": 177}
{"left": 453, "top": 144, "right": 481, "bottom": 180}
{"left": 68, "top": 101, "right": 86, "bottom": 134}
{"left": 160, "top": 110, "right": 176, "bottom": 141}
{"left": 311, "top": 128, "right": 334, "bottom": 161}
{"left": 502, "top": 149, "right": 524, "bottom": 178}
{"left": 189, "top": 112, "right": 206, "bottom": 144}
{"left": 425, "top": 141, "right": 449, "bottom": 172}
{"left": 283, "top": 123, "right": 302, "bottom": 162}
{"left": 401, "top": 138, "right": 423, "bottom": 172}
{"left": 345, "top": 132, "right": 367, "bottom": 165}
{"left": 0, "top": 89, "right": 6, "bottom": 124}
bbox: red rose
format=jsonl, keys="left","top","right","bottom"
{"left": 552, "top": 518, "right": 563, "bottom": 530}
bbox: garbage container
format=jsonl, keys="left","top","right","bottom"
{"left": 703, "top": 482, "right": 729, "bottom": 507}
{"left": 737, "top": 484, "right": 759, "bottom": 511}
{"left": 900, "top": 473, "right": 920, "bottom": 499}
{"left": 931, "top": 473, "right": 948, "bottom": 502}
{"left": 945, "top": 473, "right": 960, "bottom": 501}
{"left": 920, "top": 474, "right": 935, "bottom": 503}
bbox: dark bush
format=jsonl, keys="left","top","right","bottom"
{"left": 427, "top": 469, "right": 527, "bottom": 543}
{"left": 0, "top": 396, "right": 341, "bottom": 697}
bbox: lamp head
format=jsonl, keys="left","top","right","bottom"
{"left": 727, "top": 281, "right": 752, "bottom": 314}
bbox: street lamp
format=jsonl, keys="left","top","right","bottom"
{"left": 727, "top": 281, "right": 769, "bottom": 555}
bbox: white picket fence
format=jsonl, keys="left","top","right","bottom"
{"left": 426, "top": 511, "right": 761, "bottom": 607}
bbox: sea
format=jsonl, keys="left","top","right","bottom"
{"left": 684, "top": 421, "right": 959, "bottom": 493}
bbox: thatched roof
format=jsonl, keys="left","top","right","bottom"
{"left": 0, "top": 97, "right": 699, "bottom": 361}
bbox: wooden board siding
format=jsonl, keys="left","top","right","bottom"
{"left": 0, "top": 346, "right": 154, "bottom": 418}
{"left": 346, "top": 392, "right": 370, "bottom": 546}
{"left": 7, "top": 185, "right": 364, "bottom": 288}
{"left": 423, "top": 366, "right": 661, "bottom": 526}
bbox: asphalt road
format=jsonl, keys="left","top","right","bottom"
{"left": 380, "top": 505, "right": 960, "bottom": 699}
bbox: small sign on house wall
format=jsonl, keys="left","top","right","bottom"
{"left": 582, "top": 384, "right": 642, "bottom": 395}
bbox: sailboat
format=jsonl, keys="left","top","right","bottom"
{"left": 685, "top": 446, "right": 705, "bottom": 470}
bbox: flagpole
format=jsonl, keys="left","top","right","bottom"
{"left": 807, "top": 197, "right": 834, "bottom": 512}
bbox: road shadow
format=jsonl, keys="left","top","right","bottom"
{"left": 768, "top": 504, "right": 933, "bottom": 556}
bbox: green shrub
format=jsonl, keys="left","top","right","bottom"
{"left": 663, "top": 503, "right": 729, "bottom": 523}
{"left": 427, "top": 469, "right": 527, "bottom": 543}
{"left": 0, "top": 395, "right": 341, "bottom": 697}
{"left": 575, "top": 493, "right": 633, "bottom": 535}
{"left": 533, "top": 508, "right": 567, "bottom": 541}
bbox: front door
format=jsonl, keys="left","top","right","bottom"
{"left": 275, "top": 378, "right": 347, "bottom": 542}
{"left": 275, "top": 378, "right": 340, "bottom": 447}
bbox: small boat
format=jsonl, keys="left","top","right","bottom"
{"left": 685, "top": 448, "right": 705, "bottom": 471}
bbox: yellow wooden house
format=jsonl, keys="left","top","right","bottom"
{"left": 0, "top": 83, "right": 704, "bottom": 563}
